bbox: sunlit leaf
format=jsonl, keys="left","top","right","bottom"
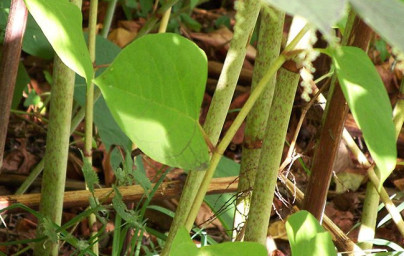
{"left": 24, "top": 0, "right": 93, "bottom": 82}
{"left": 94, "top": 33, "right": 209, "bottom": 170}
{"left": 333, "top": 46, "right": 396, "bottom": 182}
{"left": 286, "top": 211, "right": 336, "bottom": 256}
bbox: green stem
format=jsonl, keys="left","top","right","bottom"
{"left": 100, "top": 0, "right": 118, "bottom": 38}
{"left": 158, "top": 6, "right": 172, "bottom": 33}
{"left": 159, "top": 1, "right": 261, "bottom": 255}
{"left": 185, "top": 24, "right": 311, "bottom": 232}
{"left": 15, "top": 89, "right": 101, "bottom": 195}
{"left": 86, "top": 0, "right": 98, "bottom": 254}
{"left": 136, "top": 0, "right": 178, "bottom": 39}
{"left": 233, "top": 6, "right": 285, "bottom": 240}
{"left": 243, "top": 18, "right": 311, "bottom": 244}
{"left": 33, "top": 56, "right": 76, "bottom": 256}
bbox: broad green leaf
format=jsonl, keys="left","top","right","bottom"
{"left": 262, "top": 0, "right": 347, "bottom": 42}
{"left": 333, "top": 46, "right": 396, "bottom": 182}
{"left": 171, "top": 227, "right": 267, "bottom": 256}
{"left": 94, "top": 33, "right": 209, "bottom": 170}
{"left": 286, "top": 211, "right": 336, "bottom": 256}
{"left": 24, "top": 0, "right": 93, "bottom": 82}
{"left": 74, "top": 35, "right": 131, "bottom": 150}
{"left": 23, "top": 14, "right": 54, "bottom": 59}
{"left": 12, "top": 63, "right": 30, "bottom": 109}
{"left": 350, "top": 0, "right": 404, "bottom": 54}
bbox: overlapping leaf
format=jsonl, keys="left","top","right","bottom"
{"left": 333, "top": 46, "right": 397, "bottom": 182}
{"left": 262, "top": 0, "right": 347, "bottom": 42}
{"left": 350, "top": 0, "right": 404, "bottom": 54}
{"left": 94, "top": 33, "right": 209, "bottom": 170}
{"left": 24, "top": 0, "right": 93, "bottom": 83}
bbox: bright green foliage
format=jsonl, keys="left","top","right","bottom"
{"left": 333, "top": 46, "right": 396, "bottom": 182}
{"left": 170, "top": 227, "right": 267, "bottom": 256}
{"left": 286, "top": 211, "right": 336, "bottom": 256}
{"left": 262, "top": 0, "right": 346, "bottom": 42}
{"left": 94, "top": 33, "right": 209, "bottom": 170}
{"left": 23, "top": 15, "right": 53, "bottom": 59}
{"left": 24, "top": 0, "right": 93, "bottom": 83}
{"left": 350, "top": 0, "right": 404, "bottom": 54}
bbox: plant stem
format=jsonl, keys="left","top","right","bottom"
{"left": 302, "top": 12, "right": 373, "bottom": 221}
{"left": 15, "top": 89, "right": 101, "bottom": 195}
{"left": 232, "top": 5, "right": 284, "bottom": 240}
{"left": 136, "top": 0, "right": 178, "bottom": 39}
{"left": 185, "top": 24, "right": 311, "bottom": 232}
{"left": 359, "top": 76, "right": 404, "bottom": 249}
{"left": 0, "top": 0, "right": 28, "bottom": 170}
{"left": 33, "top": 56, "right": 77, "bottom": 256}
{"left": 34, "top": 1, "right": 82, "bottom": 254}
{"left": 159, "top": 1, "right": 261, "bottom": 255}
{"left": 100, "top": 0, "right": 118, "bottom": 38}
{"left": 158, "top": 6, "right": 172, "bottom": 33}
{"left": 86, "top": 0, "right": 99, "bottom": 254}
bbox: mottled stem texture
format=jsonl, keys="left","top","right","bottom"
{"left": 160, "top": 1, "right": 261, "bottom": 255}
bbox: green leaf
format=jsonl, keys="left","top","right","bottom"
{"left": 94, "top": 33, "right": 209, "bottom": 170}
{"left": 23, "top": 14, "right": 54, "bottom": 59}
{"left": 80, "top": 151, "right": 99, "bottom": 194}
{"left": 286, "top": 211, "right": 337, "bottom": 256}
{"left": 262, "top": 0, "right": 347, "bottom": 42}
{"left": 332, "top": 46, "right": 396, "bottom": 182}
{"left": 171, "top": 227, "right": 267, "bottom": 256}
{"left": 349, "top": 0, "right": 404, "bottom": 54}
{"left": 24, "top": 0, "right": 93, "bottom": 83}
{"left": 112, "top": 185, "right": 141, "bottom": 227}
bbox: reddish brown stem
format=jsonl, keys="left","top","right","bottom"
{"left": 0, "top": 0, "right": 28, "bottom": 170}
{"left": 303, "top": 16, "right": 373, "bottom": 220}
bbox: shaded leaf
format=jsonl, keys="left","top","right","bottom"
{"left": 262, "top": 0, "right": 347, "bottom": 42}
{"left": 94, "top": 33, "right": 209, "bottom": 170}
{"left": 350, "top": 0, "right": 404, "bottom": 54}
{"left": 333, "top": 46, "right": 396, "bottom": 182}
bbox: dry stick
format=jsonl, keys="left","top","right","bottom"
{"left": 0, "top": 177, "right": 238, "bottom": 211}
{"left": 233, "top": 5, "right": 285, "bottom": 240}
{"left": 185, "top": 24, "right": 311, "bottom": 233}
{"left": 0, "top": 0, "right": 28, "bottom": 170}
{"left": 85, "top": 0, "right": 99, "bottom": 254}
{"left": 160, "top": 1, "right": 262, "bottom": 255}
{"left": 302, "top": 12, "right": 373, "bottom": 221}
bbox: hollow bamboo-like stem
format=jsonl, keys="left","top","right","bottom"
{"left": 160, "top": 1, "right": 262, "bottom": 255}
{"left": 233, "top": 6, "right": 285, "bottom": 240}
{"left": 34, "top": 1, "right": 82, "bottom": 255}
{"left": 34, "top": 56, "right": 77, "bottom": 256}
{"left": 184, "top": 24, "right": 311, "bottom": 233}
